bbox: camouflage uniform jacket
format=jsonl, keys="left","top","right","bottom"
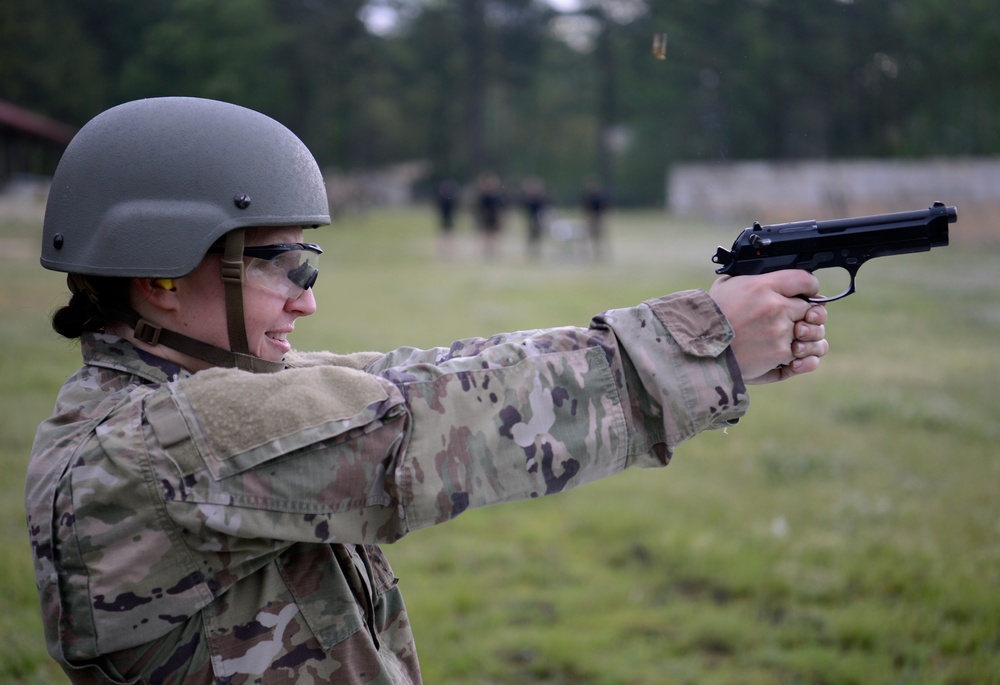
{"left": 26, "top": 290, "right": 748, "bottom": 685}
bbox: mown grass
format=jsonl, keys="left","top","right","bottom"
{"left": 2, "top": 199, "right": 998, "bottom": 684}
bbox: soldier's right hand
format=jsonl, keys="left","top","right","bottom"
{"left": 709, "top": 271, "right": 829, "bottom": 385}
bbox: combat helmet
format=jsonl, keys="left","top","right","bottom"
{"left": 41, "top": 96, "right": 331, "bottom": 372}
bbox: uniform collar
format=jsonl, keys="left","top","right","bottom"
{"left": 81, "top": 332, "right": 188, "bottom": 384}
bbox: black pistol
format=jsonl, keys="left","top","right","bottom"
{"left": 712, "top": 202, "right": 956, "bottom": 302}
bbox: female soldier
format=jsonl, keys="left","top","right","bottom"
{"left": 27, "top": 97, "right": 828, "bottom": 684}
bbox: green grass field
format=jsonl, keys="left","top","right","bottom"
{"left": 2, "top": 200, "right": 998, "bottom": 684}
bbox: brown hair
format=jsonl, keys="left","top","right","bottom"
{"left": 52, "top": 275, "right": 134, "bottom": 339}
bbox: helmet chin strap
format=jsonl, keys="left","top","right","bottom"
{"left": 131, "top": 229, "right": 285, "bottom": 374}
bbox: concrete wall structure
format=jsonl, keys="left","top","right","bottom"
{"left": 667, "top": 158, "right": 1000, "bottom": 243}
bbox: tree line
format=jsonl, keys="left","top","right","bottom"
{"left": 1, "top": 0, "right": 997, "bottom": 205}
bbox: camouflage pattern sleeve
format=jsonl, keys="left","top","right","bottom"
{"left": 367, "top": 289, "right": 747, "bottom": 530}
{"left": 139, "top": 288, "right": 745, "bottom": 547}
{"left": 595, "top": 289, "right": 747, "bottom": 460}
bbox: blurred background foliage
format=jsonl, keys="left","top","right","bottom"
{"left": 1, "top": 0, "right": 998, "bottom": 205}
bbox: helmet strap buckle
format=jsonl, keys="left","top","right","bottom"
{"left": 133, "top": 319, "right": 163, "bottom": 346}
{"left": 220, "top": 261, "right": 243, "bottom": 284}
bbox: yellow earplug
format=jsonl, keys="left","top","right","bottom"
{"left": 153, "top": 278, "right": 176, "bottom": 291}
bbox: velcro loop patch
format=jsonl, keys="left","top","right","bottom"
{"left": 176, "top": 365, "right": 390, "bottom": 470}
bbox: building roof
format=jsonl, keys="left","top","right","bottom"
{"left": 0, "top": 99, "right": 78, "bottom": 144}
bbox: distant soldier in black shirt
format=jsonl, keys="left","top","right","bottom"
{"left": 581, "top": 178, "right": 609, "bottom": 260}
{"left": 476, "top": 172, "right": 504, "bottom": 259}
{"left": 436, "top": 178, "right": 460, "bottom": 258}
{"left": 521, "top": 175, "right": 549, "bottom": 260}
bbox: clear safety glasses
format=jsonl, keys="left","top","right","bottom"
{"left": 208, "top": 242, "right": 323, "bottom": 299}
{"left": 242, "top": 242, "right": 322, "bottom": 299}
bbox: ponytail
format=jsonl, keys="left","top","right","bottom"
{"left": 52, "top": 275, "right": 134, "bottom": 340}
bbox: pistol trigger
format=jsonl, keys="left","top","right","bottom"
{"left": 845, "top": 266, "right": 859, "bottom": 297}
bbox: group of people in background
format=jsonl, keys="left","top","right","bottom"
{"left": 435, "top": 172, "right": 609, "bottom": 261}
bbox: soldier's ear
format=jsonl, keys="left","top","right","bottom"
{"left": 134, "top": 278, "right": 181, "bottom": 311}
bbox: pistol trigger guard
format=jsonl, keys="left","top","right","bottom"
{"left": 808, "top": 265, "right": 858, "bottom": 303}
